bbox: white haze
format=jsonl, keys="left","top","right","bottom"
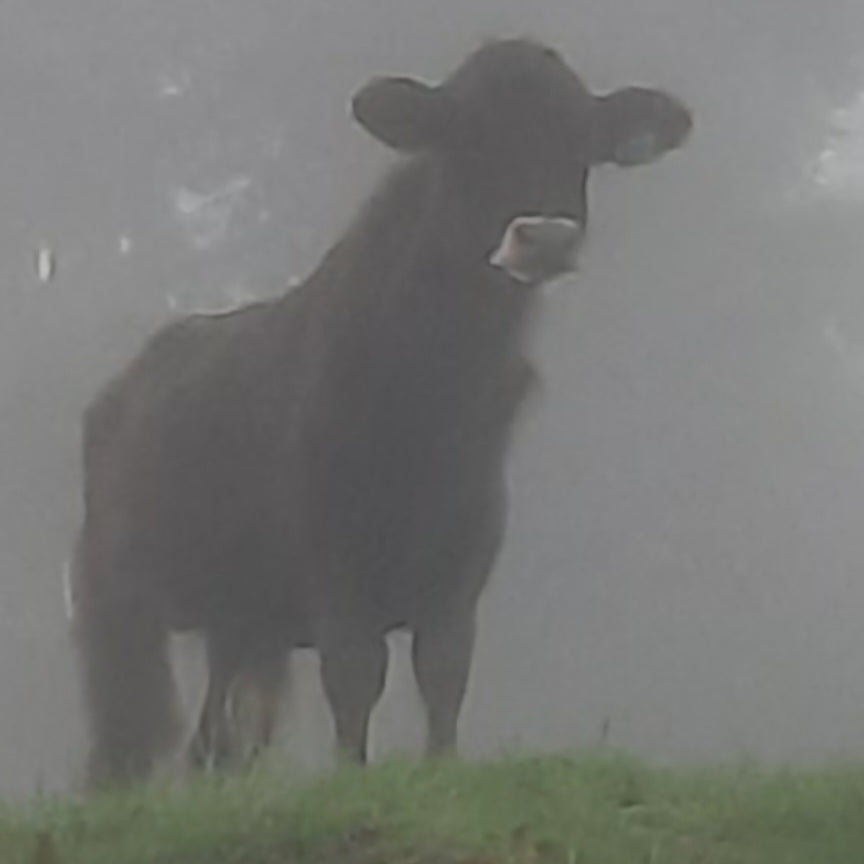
{"left": 1, "top": 0, "right": 864, "bottom": 800}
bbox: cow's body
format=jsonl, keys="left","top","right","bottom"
{"left": 72, "top": 38, "right": 692, "bottom": 788}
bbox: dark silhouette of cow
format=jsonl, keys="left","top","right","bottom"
{"left": 71, "top": 38, "right": 692, "bottom": 788}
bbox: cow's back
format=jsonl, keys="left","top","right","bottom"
{"left": 80, "top": 287, "right": 316, "bottom": 624}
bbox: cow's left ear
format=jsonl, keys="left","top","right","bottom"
{"left": 590, "top": 87, "right": 692, "bottom": 166}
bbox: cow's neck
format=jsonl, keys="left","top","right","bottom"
{"left": 312, "top": 156, "right": 540, "bottom": 384}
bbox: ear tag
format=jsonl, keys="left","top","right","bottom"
{"left": 613, "top": 131, "right": 659, "bottom": 165}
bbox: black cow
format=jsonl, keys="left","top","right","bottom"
{"left": 71, "top": 38, "right": 692, "bottom": 788}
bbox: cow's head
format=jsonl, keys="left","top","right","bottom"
{"left": 351, "top": 39, "right": 692, "bottom": 285}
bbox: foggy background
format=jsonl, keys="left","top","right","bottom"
{"left": 3, "top": 0, "right": 864, "bottom": 800}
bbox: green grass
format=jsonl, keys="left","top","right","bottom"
{"left": 3, "top": 752, "right": 864, "bottom": 863}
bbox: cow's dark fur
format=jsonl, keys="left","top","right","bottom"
{"left": 72, "top": 38, "right": 692, "bottom": 787}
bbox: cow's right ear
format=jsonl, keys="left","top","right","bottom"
{"left": 351, "top": 77, "right": 451, "bottom": 152}
{"left": 590, "top": 86, "right": 692, "bottom": 166}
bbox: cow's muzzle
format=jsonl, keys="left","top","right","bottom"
{"left": 489, "top": 216, "right": 583, "bottom": 285}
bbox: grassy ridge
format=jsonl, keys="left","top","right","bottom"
{"left": 3, "top": 752, "right": 864, "bottom": 863}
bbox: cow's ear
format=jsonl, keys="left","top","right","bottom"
{"left": 352, "top": 76, "right": 452, "bottom": 152}
{"left": 590, "top": 87, "right": 692, "bottom": 166}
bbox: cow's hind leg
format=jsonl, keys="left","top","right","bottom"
{"left": 226, "top": 649, "right": 287, "bottom": 765}
{"left": 187, "top": 636, "right": 237, "bottom": 772}
{"left": 412, "top": 608, "right": 476, "bottom": 757}
{"left": 74, "top": 558, "right": 181, "bottom": 789}
{"left": 320, "top": 623, "right": 387, "bottom": 764}
{"left": 188, "top": 633, "right": 287, "bottom": 773}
